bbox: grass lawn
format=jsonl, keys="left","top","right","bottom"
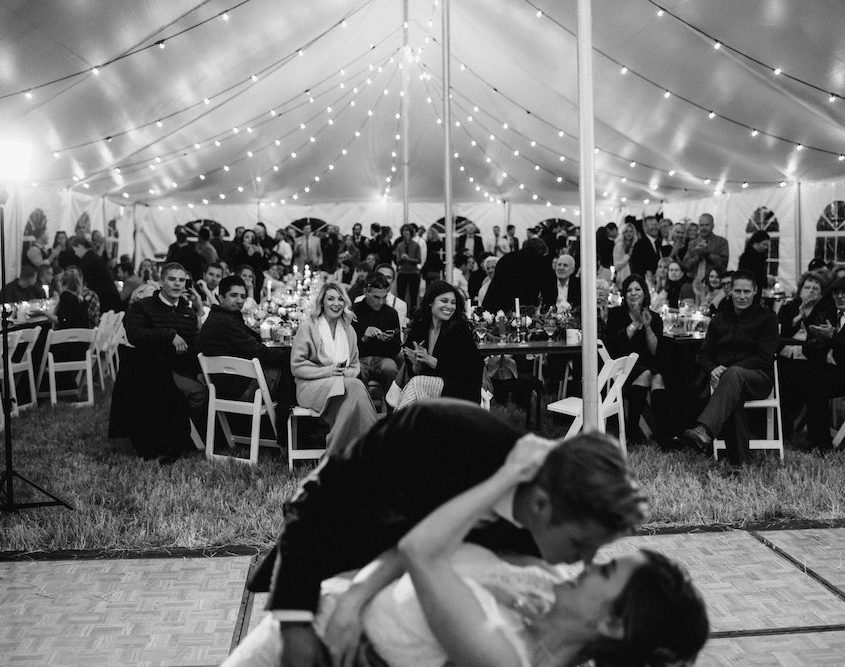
{"left": 1, "top": 391, "right": 843, "bottom": 553}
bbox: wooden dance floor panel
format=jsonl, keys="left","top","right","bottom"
{"left": 1, "top": 529, "right": 845, "bottom": 665}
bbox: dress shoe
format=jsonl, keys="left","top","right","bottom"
{"left": 681, "top": 424, "right": 713, "bottom": 456}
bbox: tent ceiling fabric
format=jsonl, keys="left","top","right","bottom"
{"left": 2, "top": 0, "right": 844, "bottom": 208}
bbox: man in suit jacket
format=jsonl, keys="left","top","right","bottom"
{"left": 804, "top": 276, "right": 845, "bottom": 451}
{"left": 248, "top": 399, "right": 646, "bottom": 665}
{"left": 554, "top": 253, "right": 581, "bottom": 310}
{"left": 629, "top": 215, "right": 661, "bottom": 278}
{"left": 454, "top": 222, "right": 485, "bottom": 266}
{"left": 293, "top": 223, "right": 323, "bottom": 270}
{"left": 481, "top": 237, "right": 557, "bottom": 313}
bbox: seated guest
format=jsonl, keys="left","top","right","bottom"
{"left": 237, "top": 264, "right": 259, "bottom": 311}
{"left": 738, "top": 230, "right": 771, "bottom": 301}
{"left": 466, "top": 256, "right": 486, "bottom": 301}
{"left": 62, "top": 266, "right": 101, "bottom": 327}
{"left": 115, "top": 261, "right": 142, "bottom": 306}
{"left": 802, "top": 276, "right": 845, "bottom": 452}
{"left": 53, "top": 270, "right": 90, "bottom": 329}
{"left": 353, "top": 263, "right": 407, "bottom": 329}
{"left": 554, "top": 253, "right": 581, "bottom": 311}
{"left": 196, "top": 275, "right": 288, "bottom": 399}
{"left": 351, "top": 272, "right": 401, "bottom": 396}
{"left": 604, "top": 274, "right": 670, "bottom": 447}
{"left": 476, "top": 255, "right": 498, "bottom": 305}
{"left": 37, "top": 264, "right": 55, "bottom": 298}
{"left": 196, "top": 262, "right": 223, "bottom": 307}
{"left": 346, "top": 260, "right": 374, "bottom": 302}
{"left": 663, "top": 259, "right": 696, "bottom": 309}
{"left": 70, "top": 235, "right": 121, "bottom": 313}
{"left": 291, "top": 282, "right": 377, "bottom": 454}
{"left": 777, "top": 270, "right": 833, "bottom": 441}
{"left": 398, "top": 281, "right": 482, "bottom": 408}
{"left": 682, "top": 270, "right": 778, "bottom": 471}
{"left": 125, "top": 262, "right": 207, "bottom": 463}
{"left": 693, "top": 267, "right": 729, "bottom": 315}
{"left": 1, "top": 265, "right": 43, "bottom": 303}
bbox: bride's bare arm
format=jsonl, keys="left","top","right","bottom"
{"left": 398, "top": 435, "right": 554, "bottom": 667}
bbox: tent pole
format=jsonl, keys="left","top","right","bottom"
{"left": 576, "top": 0, "right": 599, "bottom": 430}
{"left": 402, "top": 0, "right": 410, "bottom": 227}
{"left": 441, "top": 0, "right": 454, "bottom": 281}
{"left": 795, "top": 181, "right": 802, "bottom": 285}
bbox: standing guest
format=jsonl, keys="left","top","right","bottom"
{"left": 91, "top": 230, "right": 110, "bottom": 264}
{"left": 604, "top": 274, "right": 670, "bottom": 447}
{"left": 668, "top": 223, "right": 689, "bottom": 263}
{"left": 194, "top": 227, "right": 218, "bottom": 266}
{"left": 125, "top": 262, "right": 207, "bottom": 463}
{"left": 273, "top": 229, "right": 294, "bottom": 271}
{"left": 293, "top": 223, "right": 323, "bottom": 271}
{"left": 350, "top": 222, "right": 367, "bottom": 256}
{"left": 414, "top": 225, "right": 428, "bottom": 268}
{"left": 53, "top": 231, "right": 77, "bottom": 270}
{"left": 738, "top": 230, "right": 772, "bottom": 302}
{"left": 685, "top": 220, "right": 700, "bottom": 248}
{"left": 24, "top": 227, "right": 58, "bottom": 271}
{"left": 420, "top": 226, "right": 444, "bottom": 283}
{"left": 197, "top": 275, "right": 288, "bottom": 399}
{"left": 399, "top": 281, "right": 483, "bottom": 407}
{"left": 682, "top": 270, "right": 778, "bottom": 471}
{"left": 802, "top": 276, "right": 845, "bottom": 452}
{"left": 231, "top": 229, "right": 269, "bottom": 294}
{"left": 455, "top": 222, "right": 485, "bottom": 266}
{"left": 352, "top": 272, "right": 402, "bottom": 397}
{"left": 486, "top": 224, "right": 510, "bottom": 257}
{"left": 254, "top": 222, "right": 276, "bottom": 252}
{"left": 476, "top": 255, "right": 498, "bottom": 305}
{"left": 682, "top": 213, "right": 729, "bottom": 283}
{"left": 694, "top": 267, "right": 729, "bottom": 315}
{"left": 210, "top": 226, "right": 230, "bottom": 262}
{"left": 394, "top": 224, "right": 422, "bottom": 311}
{"left": 482, "top": 237, "right": 557, "bottom": 314}
{"left": 365, "top": 222, "right": 381, "bottom": 255}
{"left": 372, "top": 225, "right": 395, "bottom": 266}
{"left": 657, "top": 218, "right": 674, "bottom": 258}
{"left": 197, "top": 262, "right": 224, "bottom": 307}
{"left": 166, "top": 227, "right": 204, "bottom": 281}
{"left": 613, "top": 221, "right": 638, "bottom": 286}
{"left": 291, "top": 282, "right": 377, "bottom": 454}
{"left": 115, "top": 261, "right": 142, "bottom": 306}
{"left": 340, "top": 234, "right": 361, "bottom": 265}
{"left": 630, "top": 215, "right": 661, "bottom": 279}
{"left": 70, "top": 235, "right": 121, "bottom": 313}
{"left": 0, "top": 265, "right": 43, "bottom": 303}
{"left": 596, "top": 226, "right": 613, "bottom": 269}
{"left": 320, "top": 225, "right": 341, "bottom": 274}
{"left": 777, "top": 270, "right": 832, "bottom": 441}
{"left": 554, "top": 253, "right": 581, "bottom": 311}
{"left": 504, "top": 224, "right": 520, "bottom": 253}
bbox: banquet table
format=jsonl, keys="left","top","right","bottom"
{"left": 477, "top": 339, "right": 580, "bottom": 357}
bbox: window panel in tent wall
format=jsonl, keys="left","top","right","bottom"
{"left": 815, "top": 201, "right": 845, "bottom": 266}
{"left": 746, "top": 206, "right": 780, "bottom": 277}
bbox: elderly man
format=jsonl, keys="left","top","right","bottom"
{"left": 682, "top": 270, "right": 778, "bottom": 471}
{"left": 351, "top": 272, "right": 401, "bottom": 397}
{"left": 125, "top": 262, "right": 206, "bottom": 463}
{"left": 802, "top": 277, "right": 845, "bottom": 452}
{"left": 476, "top": 255, "right": 499, "bottom": 305}
{"left": 554, "top": 253, "right": 581, "bottom": 311}
{"left": 196, "top": 275, "right": 288, "bottom": 398}
{"left": 682, "top": 213, "right": 729, "bottom": 281}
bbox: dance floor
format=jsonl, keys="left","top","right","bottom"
{"left": 1, "top": 528, "right": 844, "bottom": 666}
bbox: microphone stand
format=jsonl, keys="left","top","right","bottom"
{"left": 0, "top": 196, "right": 72, "bottom": 512}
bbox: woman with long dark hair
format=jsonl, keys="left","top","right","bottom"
{"left": 397, "top": 281, "right": 482, "bottom": 408}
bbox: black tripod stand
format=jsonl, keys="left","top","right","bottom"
{"left": 0, "top": 197, "right": 72, "bottom": 512}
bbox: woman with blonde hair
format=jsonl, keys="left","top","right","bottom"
{"left": 612, "top": 222, "right": 638, "bottom": 286}
{"left": 290, "top": 281, "right": 376, "bottom": 453}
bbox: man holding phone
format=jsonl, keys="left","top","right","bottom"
{"left": 352, "top": 272, "right": 401, "bottom": 399}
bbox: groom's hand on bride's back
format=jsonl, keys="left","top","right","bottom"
{"left": 280, "top": 624, "right": 331, "bottom": 667}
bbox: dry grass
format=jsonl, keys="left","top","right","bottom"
{"left": 1, "top": 394, "right": 843, "bottom": 553}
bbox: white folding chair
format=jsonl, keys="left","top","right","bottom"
{"left": 0, "top": 331, "right": 23, "bottom": 416}
{"left": 9, "top": 327, "right": 40, "bottom": 411}
{"left": 106, "top": 311, "right": 125, "bottom": 377}
{"left": 714, "top": 363, "right": 785, "bottom": 461}
{"left": 547, "top": 352, "right": 639, "bottom": 454}
{"left": 92, "top": 310, "right": 116, "bottom": 388}
{"left": 198, "top": 353, "right": 278, "bottom": 465}
{"left": 46, "top": 328, "right": 97, "bottom": 406}
{"left": 286, "top": 406, "right": 326, "bottom": 470}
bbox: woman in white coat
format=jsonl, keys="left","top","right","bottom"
{"left": 290, "top": 282, "right": 377, "bottom": 454}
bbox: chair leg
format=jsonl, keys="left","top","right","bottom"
{"left": 287, "top": 415, "right": 296, "bottom": 471}
{"left": 48, "top": 360, "right": 57, "bottom": 406}
{"left": 85, "top": 359, "right": 94, "bottom": 405}
{"left": 249, "top": 400, "right": 261, "bottom": 465}
{"left": 205, "top": 406, "right": 216, "bottom": 460}
{"left": 218, "top": 413, "right": 236, "bottom": 449}
{"left": 565, "top": 415, "right": 583, "bottom": 439}
{"left": 26, "top": 362, "right": 36, "bottom": 408}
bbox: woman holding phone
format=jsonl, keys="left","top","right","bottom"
{"left": 397, "top": 281, "right": 483, "bottom": 409}
{"left": 291, "top": 282, "right": 377, "bottom": 453}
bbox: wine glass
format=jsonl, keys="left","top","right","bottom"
{"left": 474, "top": 323, "right": 488, "bottom": 344}
{"left": 543, "top": 316, "right": 558, "bottom": 339}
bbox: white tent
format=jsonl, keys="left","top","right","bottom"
{"left": 3, "top": 0, "right": 845, "bottom": 282}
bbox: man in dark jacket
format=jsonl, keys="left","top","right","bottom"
{"left": 71, "top": 235, "right": 121, "bottom": 312}
{"left": 682, "top": 270, "right": 779, "bottom": 467}
{"left": 248, "top": 400, "right": 647, "bottom": 666}
{"left": 481, "top": 237, "right": 556, "bottom": 313}
{"left": 629, "top": 215, "right": 661, "bottom": 278}
{"left": 196, "top": 275, "right": 288, "bottom": 399}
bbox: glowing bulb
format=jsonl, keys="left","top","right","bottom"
{"left": 751, "top": 129, "right": 758, "bottom": 137}
{"left": 222, "top": 12, "right": 229, "bottom": 21}
{"left": 829, "top": 94, "right": 837, "bottom": 103}
{"left": 620, "top": 66, "right": 628, "bottom": 75}
{"left": 25, "top": 90, "right": 33, "bottom": 100}
{"left": 204, "top": 98, "right": 210, "bottom": 105}
{"left": 713, "top": 42, "right": 721, "bottom": 50}
{"left": 773, "top": 67, "right": 782, "bottom": 75}
{"left": 663, "top": 90, "right": 671, "bottom": 99}
{"left": 796, "top": 144, "right": 804, "bottom": 151}
{"left": 92, "top": 66, "right": 100, "bottom": 75}
{"left": 742, "top": 182, "right": 749, "bottom": 189}
{"left": 630, "top": 161, "right": 637, "bottom": 168}
{"left": 708, "top": 111, "right": 716, "bottom": 119}
{"left": 656, "top": 9, "right": 664, "bottom": 17}
{"left": 668, "top": 169, "right": 676, "bottom": 176}
{"left": 158, "top": 41, "right": 166, "bottom": 49}
{"left": 219, "top": 193, "right": 225, "bottom": 199}
{"left": 199, "top": 174, "right": 206, "bottom": 180}
{"left": 251, "top": 74, "right": 258, "bottom": 82}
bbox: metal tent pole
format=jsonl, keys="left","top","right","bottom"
{"left": 441, "top": 0, "right": 454, "bottom": 282}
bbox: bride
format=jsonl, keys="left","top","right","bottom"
{"left": 225, "top": 438, "right": 709, "bottom": 666}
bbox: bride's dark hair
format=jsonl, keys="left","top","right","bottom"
{"left": 580, "top": 550, "right": 709, "bottom": 667}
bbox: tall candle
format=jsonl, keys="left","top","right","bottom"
{"left": 514, "top": 297, "right": 521, "bottom": 316}
{"left": 42, "top": 285, "right": 50, "bottom": 299}
{"left": 466, "top": 298, "right": 472, "bottom": 318}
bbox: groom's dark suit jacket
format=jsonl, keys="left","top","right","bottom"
{"left": 249, "top": 400, "right": 538, "bottom": 613}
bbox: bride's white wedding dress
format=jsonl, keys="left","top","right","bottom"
{"left": 225, "top": 544, "right": 566, "bottom": 667}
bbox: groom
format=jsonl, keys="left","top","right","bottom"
{"left": 249, "top": 399, "right": 647, "bottom": 666}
